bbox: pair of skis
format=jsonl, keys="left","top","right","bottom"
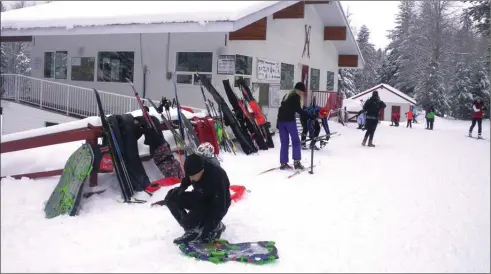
{"left": 257, "top": 164, "right": 316, "bottom": 179}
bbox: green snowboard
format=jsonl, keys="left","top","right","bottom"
{"left": 179, "top": 239, "right": 278, "bottom": 264}
{"left": 44, "top": 143, "right": 94, "bottom": 219}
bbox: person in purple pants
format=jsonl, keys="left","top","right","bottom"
{"left": 276, "top": 82, "right": 309, "bottom": 170}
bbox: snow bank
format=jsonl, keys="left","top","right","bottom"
{"left": 1, "top": 106, "right": 204, "bottom": 143}
{"left": 343, "top": 99, "right": 363, "bottom": 112}
{"left": 1, "top": 1, "right": 280, "bottom": 30}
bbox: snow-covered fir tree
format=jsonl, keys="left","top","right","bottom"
{"left": 449, "top": 62, "right": 473, "bottom": 119}
{"left": 415, "top": 61, "right": 450, "bottom": 114}
{"left": 352, "top": 25, "right": 378, "bottom": 92}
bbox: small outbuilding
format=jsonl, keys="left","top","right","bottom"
{"left": 347, "top": 84, "right": 417, "bottom": 122}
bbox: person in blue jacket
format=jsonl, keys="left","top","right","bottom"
{"left": 303, "top": 105, "right": 331, "bottom": 150}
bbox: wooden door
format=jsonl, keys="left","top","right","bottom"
{"left": 391, "top": 106, "right": 400, "bottom": 116}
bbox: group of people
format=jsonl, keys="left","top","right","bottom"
{"left": 134, "top": 87, "right": 486, "bottom": 246}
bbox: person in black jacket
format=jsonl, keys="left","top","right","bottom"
{"left": 276, "top": 82, "right": 309, "bottom": 170}
{"left": 151, "top": 154, "right": 231, "bottom": 244}
{"left": 358, "top": 91, "right": 386, "bottom": 147}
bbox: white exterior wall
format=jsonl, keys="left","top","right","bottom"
{"left": 29, "top": 4, "right": 340, "bottom": 126}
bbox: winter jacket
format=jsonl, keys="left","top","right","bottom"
{"left": 303, "top": 105, "right": 330, "bottom": 138}
{"left": 407, "top": 110, "right": 414, "bottom": 120}
{"left": 178, "top": 159, "right": 231, "bottom": 220}
{"left": 277, "top": 92, "right": 307, "bottom": 122}
{"left": 426, "top": 111, "right": 435, "bottom": 119}
{"left": 472, "top": 101, "right": 485, "bottom": 119}
{"left": 361, "top": 95, "right": 386, "bottom": 120}
{"left": 392, "top": 112, "right": 400, "bottom": 122}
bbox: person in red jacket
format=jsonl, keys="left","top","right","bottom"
{"left": 406, "top": 109, "right": 414, "bottom": 128}
{"left": 469, "top": 98, "right": 487, "bottom": 139}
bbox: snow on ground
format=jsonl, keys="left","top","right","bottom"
{"left": 1, "top": 117, "right": 490, "bottom": 272}
{"left": 0, "top": 100, "right": 77, "bottom": 135}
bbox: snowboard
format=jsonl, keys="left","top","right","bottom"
{"left": 44, "top": 143, "right": 94, "bottom": 219}
{"left": 179, "top": 239, "right": 278, "bottom": 264}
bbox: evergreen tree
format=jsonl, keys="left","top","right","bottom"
{"left": 470, "top": 58, "right": 491, "bottom": 110}
{"left": 449, "top": 62, "right": 473, "bottom": 119}
{"left": 353, "top": 25, "right": 378, "bottom": 92}
{"left": 338, "top": 68, "right": 356, "bottom": 98}
{"left": 415, "top": 61, "right": 450, "bottom": 115}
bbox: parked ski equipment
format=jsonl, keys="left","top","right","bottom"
{"left": 93, "top": 88, "right": 146, "bottom": 204}
{"left": 126, "top": 78, "right": 159, "bottom": 133}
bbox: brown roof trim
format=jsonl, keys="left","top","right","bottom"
{"left": 350, "top": 84, "right": 416, "bottom": 105}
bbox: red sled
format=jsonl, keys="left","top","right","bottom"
{"left": 192, "top": 116, "right": 219, "bottom": 155}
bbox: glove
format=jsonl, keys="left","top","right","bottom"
{"left": 178, "top": 177, "right": 191, "bottom": 194}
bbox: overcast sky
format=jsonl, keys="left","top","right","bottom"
{"left": 341, "top": 1, "right": 400, "bottom": 50}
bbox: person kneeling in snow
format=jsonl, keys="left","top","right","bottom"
{"left": 152, "top": 154, "right": 231, "bottom": 244}
{"left": 303, "top": 106, "right": 331, "bottom": 150}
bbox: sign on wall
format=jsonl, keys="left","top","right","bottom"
{"left": 257, "top": 57, "right": 281, "bottom": 82}
{"left": 268, "top": 84, "right": 281, "bottom": 107}
{"left": 217, "top": 55, "right": 235, "bottom": 75}
{"left": 71, "top": 57, "right": 81, "bottom": 66}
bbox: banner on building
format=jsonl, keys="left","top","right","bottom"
{"left": 257, "top": 57, "right": 281, "bottom": 82}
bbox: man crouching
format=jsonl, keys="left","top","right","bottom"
{"left": 152, "top": 154, "right": 231, "bottom": 244}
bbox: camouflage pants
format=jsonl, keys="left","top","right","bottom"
{"left": 151, "top": 144, "right": 184, "bottom": 179}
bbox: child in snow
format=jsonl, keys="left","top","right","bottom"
{"left": 303, "top": 106, "right": 331, "bottom": 150}
{"left": 406, "top": 109, "right": 413, "bottom": 128}
{"left": 357, "top": 111, "right": 366, "bottom": 130}
{"left": 469, "top": 98, "right": 487, "bottom": 139}
{"left": 425, "top": 106, "right": 435, "bottom": 130}
{"left": 276, "top": 82, "right": 311, "bottom": 170}
{"left": 391, "top": 112, "right": 400, "bottom": 127}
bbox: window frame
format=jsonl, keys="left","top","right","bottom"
{"left": 44, "top": 51, "right": 68, "bottom": 79}
{"left": 71, "top": 57, "right": 96, "bottom": 82}
{"left": 175, "top": 52, "right": 213, "bottom": 86}
{"left": 280, "top": 62, "right": 295, "bottom": 90}
{"left": 97, "top": 51, "right": 135, "bottom": 83}
{"left": 233, "top": 54, "right": 253, "bottom": 88}
{"left": 310, "top": 68, "right": 320, "bottom": 91}
{"left": 326, "top": 70, "right": 335, "bottom": 91}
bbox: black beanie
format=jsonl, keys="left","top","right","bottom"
{"left": 294, "top": 82, "right": 306, "bottom": 92}
{"left": 184, "top": 154, "right": 204, "bottom": 176}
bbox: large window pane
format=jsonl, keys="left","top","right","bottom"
{"left": 310, "top": 68, "right": 320, "bottom": 90}
{"left": 71, "top": 57, "right": 95, "bottom": 81}
{"left": 235, "top": 54, "right": 252, "bottom": 75}
{"left": 176, "top": 52, "right": 213, "bottom": 73}
{"left": 97, "top": 51, "right": 134, "bottom": 82}
{"left": 281, "top": 63, "right": 294, "bottom": 90}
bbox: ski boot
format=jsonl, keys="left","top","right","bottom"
{"left": 469, "top": 132, "right": 472, "bottom": 137}
{"left": 368, "top": 140, "right": 376, "bottom": 147}
{"left": 294, "top": 160, "right": 305, "bottom": 170}
{"left": 280, "top": 163, "right": 293, "bottom": 170}
{"left": 478, "top": 134, "right": 483, "bottom": 140}
{"left": 173, "top": 227, "right": 202, "bottom": 245}
{"left": 362, "top": 137, "right": 368, "bottom": 146}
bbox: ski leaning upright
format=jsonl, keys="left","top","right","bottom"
{"left": 93, "top": 88, "right": 146, "bottom": 204}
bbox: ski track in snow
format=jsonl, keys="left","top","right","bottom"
{"left": 1, "top": 118, "right": 490, "bottom": 272}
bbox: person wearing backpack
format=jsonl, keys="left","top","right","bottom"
{"left": 426, "top": 106, "right": 435, "bottom": 130}
{"left": 469, "top": 98, "right": 487, "bottom": 139}
{"left": 358, "top": 91, "right": 386, "bottom": 147}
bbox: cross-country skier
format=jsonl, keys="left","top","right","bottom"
{"left": 152, "top": 154, "right": 231, "bottom": 244}
{"left": 358, "top": 91, "right": 386, "bottom": 147}
{"left": 134, "top": 116, "right": 184, "bottom": 179}
{"left": 303, "top": 106, "right": 331, "bottom": 150}
{"left": 469, "top": 98, "right": 487, "bottom": 139}
{"left": 276, "top": 82, "right": 311, "bottom": 170}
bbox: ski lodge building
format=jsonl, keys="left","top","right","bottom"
{"left": 0, "top": 0, "right": 363, "bottom": 126}
{"left": 346, "top": 84, "right": 417, "bottom": 122}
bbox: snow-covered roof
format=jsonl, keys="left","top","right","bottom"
{"left": 349, "top": 84, "right": 417, "bottom": 105}
{"left": 343, "top": 99, "right": 363, "bottom": 112}
{"left": 0, "top": 1, "right": 295, "bottom": 34}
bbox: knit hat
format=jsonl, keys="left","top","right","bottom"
{"left": 184, "top": 154, "right": 204, "bottom": 176}
{"left": 372, "top": 91, "right": 379, "bottom": 98}
{"left": 319, "top": 107, "right": 328, "bottom": 117}
{"left": 294, "top": 82, "right": 306, "bottom": 92}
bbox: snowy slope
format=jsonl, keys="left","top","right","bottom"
{"left": 0, "top": 101, "right": 77, "bottom": 135}
{"left": 1, "top": 117, "right": 490, "bottom": 272}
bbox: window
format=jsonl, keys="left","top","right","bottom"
{"left": 281, "top": 63, "right": 294, "bottom": 90}
{"left": 97, "top": 51, "right": 134, "bottom": 82}
{"left": 326, "top": 71, "right": 335, "bottom": 91}
{"left": 176, "top": 52, "right": 213, "bottom": 85}
{"left": 310, "top": 68, "right": 320, "bottom": 90}
{"left": 71, "top": 57, "right": 95, "bottom": 81}
{"left": 234, "top": 76, "right": 251, "bottom": 88}
{"left": 44, "top": 51, "right": 67, "bottom": 79}
{"left": 234, "top": 54, "right": 252, "bottom": 87}
{"left": 235, "top": 55, "right": 252, "bottom": 75}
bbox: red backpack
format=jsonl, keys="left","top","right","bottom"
{"left": 192, "top": 116, "right": 220, "bottom": 155}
